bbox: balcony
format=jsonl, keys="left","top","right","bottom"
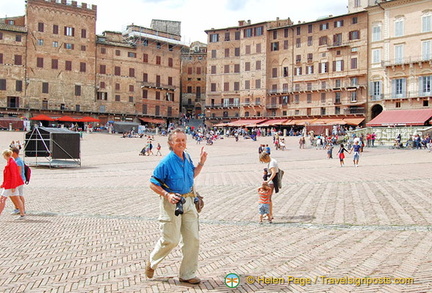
{"left": 419, "top": 91, "right": 432, "bottom": 98}
{"left": 345, "top": 106, "right": 365, "bottom": 115}
{"left": 382, "top": 91, "right": 431, "bottom": 100}
{"left": 141, "top": 82, "right": 176, "bottom": 91}
{"left": 383, "top": 55, "right": 432, "bottom": 68}
{"left": 241, "top": 102, "right": 261, "bottom": 107}
{"left": 370, "top": 94, "right": 383, "bottom": 101}
{"left": 327, "top": 41, "right": 350, "bottom": 49}
{"left": 266, "top": 104, "right": 280, "bottom": 110}
{"left": 332, "top": 84, "right": 367, "bottom": 91}
{"left": 268, "top": 88, "right": 290, "bottom": 95}
{"left": 279, "top": 83, "right": 366, "bottom": 94}
{"left": 205, "top": 103, "right": 240, "bottom": 109}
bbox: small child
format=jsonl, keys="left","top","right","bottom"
{"left": 326, "top": 143, "right": 334, "bottom": 159}
{"left": 338, "top": 144, "right": 349, "bottom": 167}
{"left": 258, "top": 182, "right": 272, "bottom": 224}
{"left": 156, "top": 143, "right": 162, "bottom": 156}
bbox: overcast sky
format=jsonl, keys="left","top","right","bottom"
{"left": 2, "top": 0, "right": 349, "bottom": 44}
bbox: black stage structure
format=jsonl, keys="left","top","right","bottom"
{"left": 112, "top": 121, "right": 140, "bottom": 133}
{"left": 24, "top": 127, "right": 81, "bottom": 167}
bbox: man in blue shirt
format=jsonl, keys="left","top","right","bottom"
{"left": 146, "top": 128, "right": 207, "bottom": 284}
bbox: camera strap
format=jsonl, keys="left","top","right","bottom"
{"left": 151, "top": 176, "right": 172, "bottom": 192}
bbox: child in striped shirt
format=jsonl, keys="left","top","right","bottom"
{"left": 258, "top": 182, "right": 272, "bottom": 224}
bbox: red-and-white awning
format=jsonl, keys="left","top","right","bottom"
{"left": 226, "top": 119, "right": 267, "bottom": 127}
{"left": 366, "top": 109, "right": 432, "bottom": 127}
{"left": 257, "top": 119, "right": 289, "bottom": 126}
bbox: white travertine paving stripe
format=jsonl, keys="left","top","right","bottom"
{"left": 0, "top": 131, "right": 430, "bottom": 292}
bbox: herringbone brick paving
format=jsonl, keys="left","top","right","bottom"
{"left": 0, "top": 131, "right": 431, "bottom": 292}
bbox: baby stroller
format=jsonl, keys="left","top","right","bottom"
{"left": 139, "top": 146, "right": 148, "bottom": 155}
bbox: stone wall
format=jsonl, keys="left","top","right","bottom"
{"left": 351, "top": 126, "right": 432, "bottom": 146}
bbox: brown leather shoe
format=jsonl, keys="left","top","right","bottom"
{"left": 179, "top": 277, "right": 201, "bottom": 284}
{"left": 145, "top": 261, "right": 154, "bottom": 278}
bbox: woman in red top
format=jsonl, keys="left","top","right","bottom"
{"left": 0, "top": 149, "right": 25, "bottom": 219}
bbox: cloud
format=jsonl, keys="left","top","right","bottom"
{"left": 225, "top": 0, "right": 249, "bottom": 11}
{"left": 140, "top": 0, "right": 185, "bottom": 9}
{"left": 0, "top": 2, "right": 25, "bottom": 17}
{"left": 140, "top": 0, "right": 165, "bottom": 3}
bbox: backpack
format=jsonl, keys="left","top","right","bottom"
{"left": 277, "top": 169, "right": 284, "bottom": 189}
{"left": 24, "top": 164, "right": 31, "bottom": 184}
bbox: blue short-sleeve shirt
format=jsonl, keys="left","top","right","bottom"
{"left": 150, "top": 151, "right": 195, "bottom": 194}
{"left": 352, "top": 144, "right": 361, "bottom": 153}
{"left": 14, "top": 157, "right": 25, "bottom": 182}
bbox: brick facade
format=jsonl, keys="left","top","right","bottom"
{"left": 0, "top": 20, "right": 27, "bottom": 110}
{"left": 269, "top": 12, "right": 369, "bottom": 118}
{"left": 0, "top": 0, "right": 183, "bottom": 124}
{"left": 180, "top": 41, "right": 207, "bottom": 118}
{"left": 204, "top": 14, "right": 368, "bottom": 123}
{"left": 0, "top": 0, "right": 430, "bottom": 126}
{"left": 25, "top": 0, "right": 97, "bottom": 113}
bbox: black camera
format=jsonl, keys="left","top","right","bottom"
{"left": 175, "top": 196, "right": 186, "bottom": 216}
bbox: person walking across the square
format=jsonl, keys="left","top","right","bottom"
{"left": 146, "top": 128, "right": 207, "bottom": 284}
{"left": 326, "top": 143, "right": 334, "bottom": 159}
{"left": 337, "top": 144, "right": 349, "bottom": 167}
{"left": 0, "top": 149, "right": 25, "bottom": 219}
{"left": 155, "top": 143, "right": 162, "bottom": 156}
{"left": 350, "top": 140, "right": 361, "bottom": 167}
{"left": 11, "top": 147, "right": 26, "bottom": 215}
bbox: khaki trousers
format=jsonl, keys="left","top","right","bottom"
{"left": 149, "top": 196, "right": 199, "bottom": 280}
